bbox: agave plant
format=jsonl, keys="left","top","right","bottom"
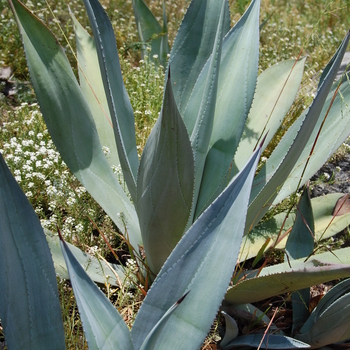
{"left": 1, "top": 0, "right": 350, "bottom": 348}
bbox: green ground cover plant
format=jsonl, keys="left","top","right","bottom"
{"left": 2, "top": 2, "right": 348, "bottom": 348}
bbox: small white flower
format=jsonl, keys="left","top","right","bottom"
{"left": 102, "top": 146, "right": 110, "bottom": 155}
{"left": 323, "top": 172, "right": 330, "bottom": 180}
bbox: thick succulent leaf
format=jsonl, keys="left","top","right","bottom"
{"left": 131, "top": 146, "right": 261, "bottom": 350}
{"left": 234, "top": 58, "right": 306, "bottom": 173}
{"left": 9, "top": 0, "right": 141, "bottom": 249}
{"left": 240, "top": 193, "right": 350, "bottom": 262}
{"left": 60, "top": 236, "right": 134, "bottom": 350}
{"left": 189, "top": 0, "right": 225, "bottom": 216}
{"left": 136, "top": 73, "right": 195, "bottom": 274}
{"left": 285, "top": 187, "right": 314, "bottom": 333}
{"left": 226, "top": 248, "right": 350, "bottom": 304}
{"left": 246, "top": 31, "right": 350, "bottom": 233}
{"left": 296, "top": 279, "right": 350, "bottom": 347}
{"left": 194, "top": 0, "right": 260, "bottom": 218}
{"left": 168, "top": 0, "right": 230, "bottom": 116}
{"left": 139, "top": 293, "right": 188, "bottom": 350}
{"left": 0, "top": 155, "right": 65, "bottom": 350}
{"left": 220, "top": 312, "right": 239, "bottom": 347}
{"left": 46, "top": 230, "right": 125, "bottom": 286}
{"left": 83, "top": 0, "right": 139, "bottom": 202}
{"left": 274, "top": 70, "right": 350, "bottom": 204}
{"left": 132, "top": 0, "right": 169, "bottom": 67}
{"left": 300, "top": 278, "right": 350, "bottom": 334}
{"left": 285, "top": 187, "right": 315, "bottom": 260}
{"left": 71, "top": 11, "right": 119, "bottom": 170}
{"left": 222, "top": 334, "right": 310, "bottom": 349}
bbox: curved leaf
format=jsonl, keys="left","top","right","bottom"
{"left": 83, "top": 0, "right": 139, "bottom": 202}
{"left": 136, "top": 72, "right": 194, "bottom": 274}
{"left": 222, "top": 334, "right": 310, "bottom": 349}
{"left": 131, "top": 146, "right": 262, "bottom": 350}
{"left": 220, "top": 312, "right": 239, "bottom": 347}
{"left": 247, "top": 31, "right": 350, "bottom": 233}
{"left": 9, "top": 0, "right": 141, "bottom": 249}
{"left": 60, "top": 235, "right": 134, "bottom": 350}
{"left": 71, "top": 11, "right": 119, "bottom": 170}
{"left": 274, "top": 70, "right": 350, "bottom": 204}
{"left": 46, "top": 230, "right": 125, "bottom": 286}
{"left": 297, "top": 279, "right": 350, "bottom": 347}
{"left": 226, "top": 248, "right": 350, "bottom": 305}
{"left": 0, "top": 155, "right": 65, "bottom": 350}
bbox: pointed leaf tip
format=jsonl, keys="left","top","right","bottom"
{"left": 176, "top": 291, "right": 190, "bottom": 305}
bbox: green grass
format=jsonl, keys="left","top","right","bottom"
{"left": 1, "top": 0, "right": 350, "bottom": 348}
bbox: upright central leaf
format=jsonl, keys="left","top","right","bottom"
{"left": 137, "top": 72, "right": 195, "bottom": 275}
{"left": 194, "top": 0, "right": 260, "bottom": 218}
{"left": 189, "top": 0, "right": 226, "bottom": 221}
{"left": 168, "top": 0, "right": 231, "bottom": 117}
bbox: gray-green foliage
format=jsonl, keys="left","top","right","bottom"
{"left": 1, "top": 0, "right": 350, "bottom": 348}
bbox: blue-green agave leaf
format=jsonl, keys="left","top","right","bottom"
{"left": 299, "top": 278, "right": 350, "bottom": 333}
{"left": 0, "top": 155, "right": 66, "bottom": 350}
{"left": 194, "top": 0, "right": 260, "bottom": 218}
{"left": 60, "top": 234, "right": 134, "bottom": 350}
{"left": 46, "top": 230, "right": 125, "bottom": 286}
{"left": 274, "top": 70, "right": 350, "bottom": 205}
{"left": 222, "top": 334, "right": 310, "bottom": 349}
{"left": 296, "top": 279, "right": 350, "bottom": 347}
{"left": 234, "top": 58, "right": 306, "bottom": 173}
{"left": 285, "top": 187, "right": 315, "bottom": 261}
{"left": 220, "top": 312, "right": 239, "bottom": 347}
{"left": 246, "top": 30, "right": 350, "bottom": 233}
{"left": 131, "top": 145, "right": 262, "bottom": 350}
{"left": 139, "top": 293, "right": 189, "bottom": 350}
{"left": 82, "top": 0, "right": 139, "bottom": 202}
{"left": 71, "top": 10, "right": 120, "bottom": 170}
{"left": 226, "top": 249, "right": 350, "bottom": 305}
{"left": 9, "top": 0, "right": 141, "bottom": 249}
{"left": 285, "top": 187, "right": 314, "bottom": 333}
{"left": 189, "top": 0, "right": 225, "bottom": 218}
{"left": 168, "top": 0, "right": 230, "bottom": 117}
{"left": 136, "top": 72, "right": 195, "bottom": 274}
{"left": 132, "top": 0, "right": 169, "bottom": 67}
